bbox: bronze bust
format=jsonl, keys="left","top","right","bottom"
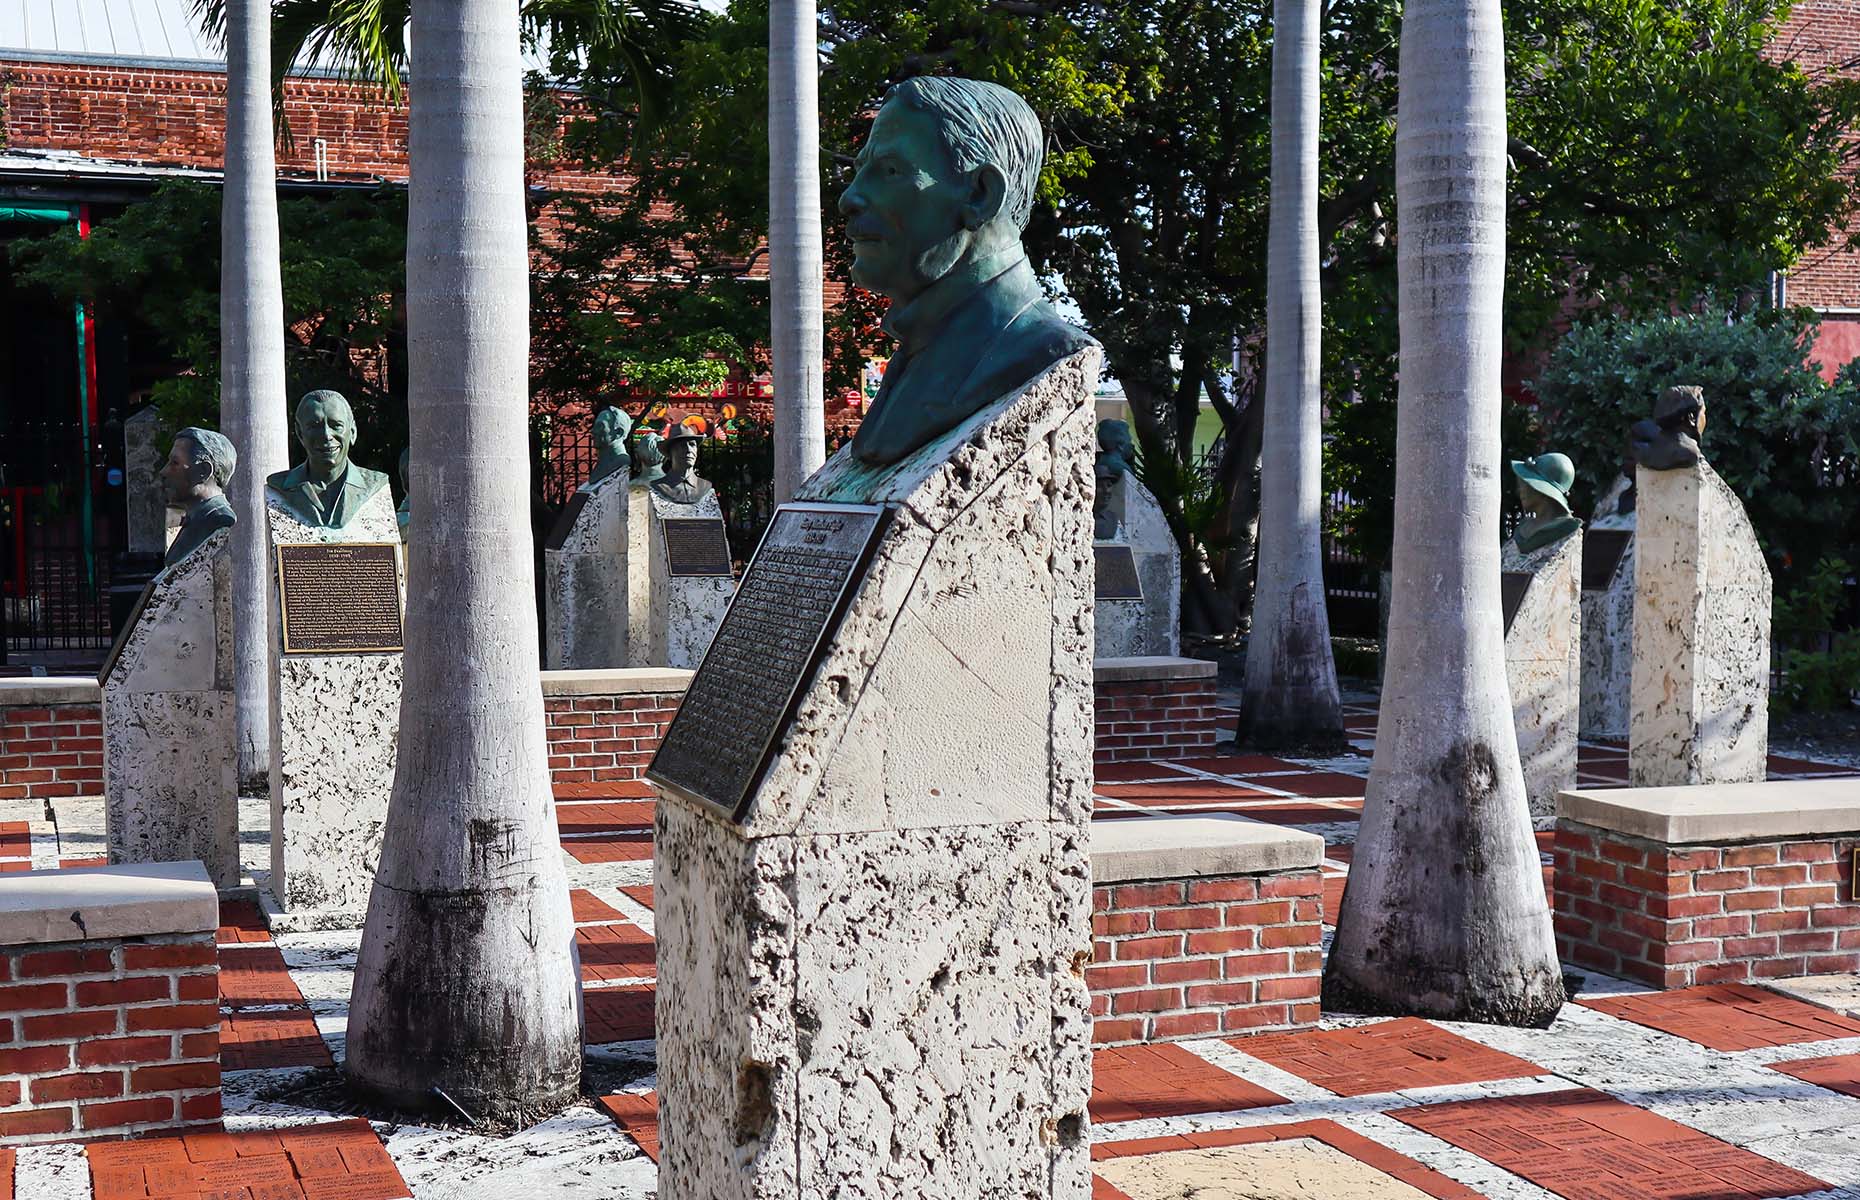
{"left": 1095, "top": 419, "right": 1136, "bottom": 540}
{"left": 1510, "top": 452, "right": 1582, "bottom": 553}
{"left": 265, "top": 390, "right": 392, "bottom": 529}
{"left": 840, "top": 77, "right": 1096, "bottom": 467}
{"left": 630, "top": 430, "right": 667, "bottom": 489}
{"left": 651, "top": 426, "right": 714, "bottom": 505}
{"left": 584, "top": 406, "right": 633, "bottom": 491}
{"left": 161, "top": 426, "right": 237, "bottom": 568}
{"left": 1629, "top": 385, "right": 1706, "bottom": 471}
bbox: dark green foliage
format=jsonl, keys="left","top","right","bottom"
{"left": 7, "top": 181, "right": 410, "bottom": 476}
{"left": 1532, "top": 304, "right": 1860, "bottom": 593}
{"left": 1773, "top": 556, "right": 1860, "bottom": 712}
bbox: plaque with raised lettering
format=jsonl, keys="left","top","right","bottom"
{"left": 545, "top": 492, "right": 591, "bottom": 551}
{"left": 1501, "top": 570, "right": 1532, "bottom": 636}
{"left": 1582, "top": 529, "right": 1632, "bottom": 592}
{"left": 276, "top": 542, "right": 404, "bottom": 655}
{"left": 1095, "top": 544, "right": 1142, "bottom": 601}
{"left": 662, "top": 517, "right": 733, "bottom": 578}
{"left": 649, "top": 503, "right": 887, "bottom": 819}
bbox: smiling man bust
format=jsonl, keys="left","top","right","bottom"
{"left": 842, "top": 77, "right": 1095, "bottom": 467}
{"left": 265, "top": 390, "right": 392, "bottom": 530}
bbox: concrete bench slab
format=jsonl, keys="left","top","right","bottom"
{"left": 1092, "top": 813, "right": 1323, "bottom": 884}
{"left": 0, "top": 860, "right": 217, "bottom": 946}
{"left": 1559, "top": 779, "right": 1860, "bottom": 844}
{"left": 541, "top": 667, "right": 695, "bottom": 696}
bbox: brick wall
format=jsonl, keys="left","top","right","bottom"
{"left": 1553, "top": 822, "right": 1860, "bottom": 989}
{"left": 1088, "top": 870, "right": 1323, "bottom": 1045}
{"left": 1094, "top": 678, "right": 1223, "bottom": 765}
{"left": 0, "top": 704, "right": 105, "bottom": 802}
{"left": 545, "top": 692, "right": 682, "bottom": 788}
{"left": 0, "top": 931, "right": 219, "bottom": 1143}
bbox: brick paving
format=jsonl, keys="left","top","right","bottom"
{"left": 86, "top": 1119, "right": 410, "bottom": 1200}
{"left": 9, "top": 704, "right": 1860, "bottom": 1197}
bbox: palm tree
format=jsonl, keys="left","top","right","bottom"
{"left": 343, "top": 0, "right": 582, "bottom": 1115}
{"left": 1323, "top": 0, "right": 1564, "bottom": 1025}
{"left": 768, "top": 0, "right": 826, "bottom": 502}
{"left": 1238, "top": 0, "right": 1344, "bottom": 753}
{"left": 207, "top": 0, "right": 292, "bottom": 792}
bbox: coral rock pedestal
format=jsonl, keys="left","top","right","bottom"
{"left": 544, "top": 472, "right": 633, "bottom": 669}
{"left": 1501, "top": 529, "right": 1581, "bottom": 821}
{"left": 648, "top": 346, "right": 1101, "bottom": 1199}
{"left": 1629, "top": 462, "right": 1770, "bottom": 787}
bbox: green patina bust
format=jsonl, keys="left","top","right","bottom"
{"left": 630, "top": 430, "right": 666, "bottom": 489}
{"left": 265, "top": 390, "right": 392, "bottom": 530}
{"left": 1095, "top": 419, "right": 1136, "bottom": 540}
{"left": 584, "top": 407, "right": 633, "bottom": 491}
{"left": 161, "top": 426, "right": 237, "bottom": 569}
{"left": 1510, "top": 452, "right": 1583, "bottom": 553}
{"left": 842, "top": 77, "right": 1096, "bottom": 468}
{"left": 1629, "top": 385, "right": 1706, "bottom": 471}
{"left": 651, "top": 426, "right": 714, "bottom": 506}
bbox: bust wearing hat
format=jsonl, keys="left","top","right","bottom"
{"left": 651, "top": 421, "right": 714, "bottom": 505}
{"left": 1628, "top": 385, "right": 1706, "bottom": 471}
{"left": 1510, "top": 452, "right": 1583, "bottom": 553}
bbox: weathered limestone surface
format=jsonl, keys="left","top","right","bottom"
{"left": 625, "top": 487, "right": 652, "bottom": 667}
{"left": 265, "top": 489, "right": 403, "bottom": 919}
{"left": 103, "top": 530, "right": 237, "bottom": 886}
{"left": 124, "top": 406, "right": 181, "bottom": 555}
{"left": 652, "top": 346, "right": 1100, "bottom": 1200}
{"left": 1502, "top": 528, "right": 1581, "bottom": 822}
{"left": 1580, "top": 473, "right": 1636, "bottom": 739}
{"left": 545, "top": 472, "right": 631, "bottom": 670}
{"left": 1629, "top": 461, "right": 1770, "bottom": 786}
{"left": 647, "top": 490, "right": 733, "bottom": 670}
{"left": 1096, "top": 473, "right": 1181, "bottom": 659}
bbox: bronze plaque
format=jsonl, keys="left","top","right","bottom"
{"left": 276, "top": 542, "right": 404, "bottom": 655}
{"left": 1096, "top": 543, "right": 1143, "bottom": 601}
{"left": 1582, "top": 529, "right": 1632, "bottom": 592}
{"left": 1501, "top": 570, "right": 1532, "bottom": 636}
{"left": 649, "top": 503, "right": 887, "bottom": 820}
{"left": 663, "top": 517, "right": 733, "bottom": 578}
{"left": 545, "top": 491, "right": 592, "bottom": 551}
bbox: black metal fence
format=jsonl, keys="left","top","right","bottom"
{"left": 0, "top": 503, "right": 120, "bottom": 667}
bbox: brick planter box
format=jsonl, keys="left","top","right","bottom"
{"left": 1088, "top": 814, "right": 1324, "bottom": 1044}
{"left": 0, "top": 861, "right": 220, "bottom": 1143}
{"left": 0, "top": 679, "right": 104, "bottom": 803}
{"left": 542, "top": 668, "right": 690, "bottom": 789}
{"left": 1555, "top": 781, "right": 1860, "bottom": 988}
{"left": 1095, "top": 657, "right": 1222, "bottom": 765}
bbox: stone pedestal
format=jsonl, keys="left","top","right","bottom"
{"left": 1095, "top": 473, "right": 1181, "bottom": 658}
{"left": 1501, "top": 530, "right": 1581, "bottom": 821}
{"left": 1629, "top": 462, "right": 1770, "bottom": 786}
{"left": 648, "top": 346, "right": 1100, "bottom": 1199}
{"left": 647, "top": 491, "right": 733, "bottom": 670}
{"left": 102, "top": 530, "right": 237, "bottom": 887}
{"left": 123, "top": 407, "right": 180, "bottom": 556}
{"left": 544, "top": 473, "right": 632, "bottom": 669}
{"left": 265, "top": 489, "right": 404, "bottom": 921}
{"left": 1580, "top": 473, "right": 1636, "bottom": 740}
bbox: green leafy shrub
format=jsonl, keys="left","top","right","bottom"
{"left": 1532, "top": 304, "right": 1860, "bottom": 593}
{"left": 1772, "top": 555, "right": 1860, "bottom": 713}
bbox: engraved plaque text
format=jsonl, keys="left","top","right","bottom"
{"left": 649, "top": 503, "right": 885, "bottom": 818}
{"left": 276, "top": 542, "right": 404, "bottom": 655}
{"left": 662, "top": 517, "right": 733, "bottom": 577}
{"left": 1095, "top": 543, "right": 1143, "bottom": 601}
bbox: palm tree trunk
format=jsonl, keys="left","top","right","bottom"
{"left": 1323, "top": 0, "right": 1564, "bottom": 1025}
{"left": 1239, "top": 0, "right": 1344, "bottom": 751}
{"left": 220, "top": 0, "right": 289, "bottom": 790}
{"left": 346, "top": 0, "right": 582, "bottom": 1116}
{"left": 769, "top": 0, "right": 825, "bottom": 501}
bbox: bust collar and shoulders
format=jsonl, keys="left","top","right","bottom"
{"left": 266, "top": 461, "right": 392, "bottom": 530}
{"left": 651, "top": 476, "right": 713, "bottom": 506}
{"left": 164, "top": 493, "right": 236, "bottom": 569}
{"left": 851, "top": 246, "right": 1097, "bottom": 466}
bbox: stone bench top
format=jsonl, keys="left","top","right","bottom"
{"left": 540, "top": 667, "right": 694, "bottom": 696}
{"left": 1560, "top": 779, "right": 1860, "bottom": 844}
{"left": 0, "top": 676, "right": 101, "bottom": 706}
{"left": 1092, "top": 814, "right": 1323, "bottom": 883}
{"left": 1093, "top": 656, "right": 1218, "bottom": 684}
{"left": 0, "top": 861, "right": 217, "bottom": 947}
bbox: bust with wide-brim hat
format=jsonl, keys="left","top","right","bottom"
{"left": 1510, "top": 452, "right": 1583, "bottom": 553}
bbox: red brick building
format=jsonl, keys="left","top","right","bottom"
{"left": 1770, "top": 1, "right": 1860, "bottom": 376}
